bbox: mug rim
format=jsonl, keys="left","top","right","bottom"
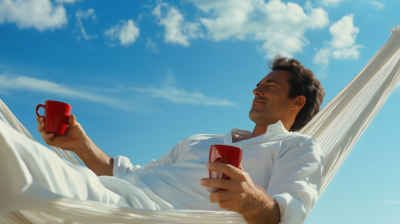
{"left": 211, "top": 145, "right": 242, "bottom": 150}
{"left": 45, "top": 100, "right": 71, "bottom": 106}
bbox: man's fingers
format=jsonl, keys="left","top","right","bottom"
{"left": 209, "top": 191, "right": 244, "bottom": 203}
{"left": 68, "top": 114, "right": 78, "bottom": 127}
{"left": 201, "top": 178, "right": 243, "bottom": 191}
{"left": 39, "top": 130, "right": 55, "bottom": 140}
{"left": 36, "top": 116, "right": 44, "bottom": 123}
{"left": 217, "top": 200, "right": 242, "bottom": 213}
{"left": 37, "top": 122, "right": 44, "bottom": 132}
{"left": 207, "top": 162, "right": 246, "bottom": 181}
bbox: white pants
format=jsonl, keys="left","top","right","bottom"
{"left": 0, "top": 120, "right": 159, "bottom": 213}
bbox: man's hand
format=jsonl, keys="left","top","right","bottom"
{"left": 36, "top": 115, "right": 113, "bottom": 176}
{"left": 201, "top": 162, "right": 280, "bottom": 224}
{"left": 37, "top": 115, "right": 89, "bottom": 153}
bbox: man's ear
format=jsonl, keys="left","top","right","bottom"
{"left": 292, "top": 96, "right": 306, "bottom": 111}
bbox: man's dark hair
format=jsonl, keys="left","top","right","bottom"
{"left": 269, "top": 55, "right": 325, "bottom": 132}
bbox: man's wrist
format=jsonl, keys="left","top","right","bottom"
{"left": 74, "top": 135, "right": 93, "bottom": 156}
{"left": 243, "top": 188, "right": 280, "bottom": 224}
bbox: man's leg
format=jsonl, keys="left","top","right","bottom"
{"left": 0, "top": 120, "right": 130, "bottom": 213}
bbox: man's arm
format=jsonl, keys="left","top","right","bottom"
{"left": 37, "top": 115, "right": 113, "bottom": 176}
{"left": 201, "top": 163, "right": 280, "bottom": 224}
{"left": 202, "top": 138, "right": 324, "bottom": 224}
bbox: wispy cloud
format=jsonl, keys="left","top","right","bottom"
{"left": 75, "top": 8, "right": 98, "bottom": 41}
{"left": 104, "top": 19, "right": 140, "bottom": 46}
{"left": 0, "top": 0, "right": 67, "bottom": 32}
{"left": 146, "top": 37, "right": 159, "bottom": 53}
{"left": 382, "top": 200, "right": 400, "bottom": 204}
{"left": 131, "top": 86, "right": 237, "bottom": 107}
{"left": 320, "top": 0, "right": 347, "bottom": 6}
{"left": 130, "top": 72, "right": 236, "bottom": 107}
{"left": 0, "top": 73, "right": 237, "bottom": 112}
{"left": 0, "top": 74, "right": 138, "bottom": 112}
{"left": 369, "top": 1, "right": 384, "bottom": 9}
{"left": 55, "top": 0, "right": 81, "bottom": 3}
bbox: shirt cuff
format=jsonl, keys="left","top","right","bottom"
{"left": 272, "top": 193, "right": 306, "bottom": 224}
{"left": 113, "top": 156, "right": 140, "bottom": 176}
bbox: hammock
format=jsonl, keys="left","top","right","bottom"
{"left": 1, "top": 25, "right": 400, "bottom": 224}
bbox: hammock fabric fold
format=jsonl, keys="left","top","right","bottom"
{"left": 1, "top": 25, "right": 400, "bottom": 224}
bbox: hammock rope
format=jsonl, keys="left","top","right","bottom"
{"left": 0, "top": 25, "right": 399, "bottom": 224}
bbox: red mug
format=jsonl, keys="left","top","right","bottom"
{"left": 36, "top": 100, "right": 72, "bottom": 135}
{"left": 207, "top": 145, "right": 243, "bottom": 193}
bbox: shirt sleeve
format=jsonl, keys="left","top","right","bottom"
{"left": 267, "top": 137, "right": 324, "bottom": 224}
{"left": 113, "top": 141, "right": 183, "bottom": 176}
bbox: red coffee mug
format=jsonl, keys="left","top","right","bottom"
{"left": 207, "top": 145, "right": 243, "bottom": 193}
{"left": 36, "top": 100, "right": 72, "bottom": 135}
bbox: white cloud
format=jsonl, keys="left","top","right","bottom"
{"left": 104, "top": 19, "right": 140, "bottom": 46}
{"left": 313, "top": 14, "right": 363, "bottom": 68}
{"left": 0, "top": 73, "right": 235, "bottom": 111}
{"left": 382, "top": 200, "right": 400, "bottom": 204}
{"left": 131, "top": 86, "right": 236, "bottom": 107}
{"left": 146, "top": 37, "right": 159, "bottom": 53}
{"left": 131, "top": 72, "right": 236, "bottom": 107}
{"left": 188, "top": 0, "right": 329, "bottom": 58}
{"left": 75, "top": 8, "right": 98, "bottom": 40}
{"left": 0, "top": 74, "right": 152, "bottom": 112}
{"left": 0, "top": 74, "right": 111, "bottom": 103}
{"left": 55, "top": 0, "right": 81, "bottom": 3}
{"left": 152, "top": 2, "right": 203, "bottom": 46}
{"left": 320, "top": 0, "right": 347, "bottom": 6}
{"left": 369, "top": 1, "right": 384, "bottom": 9}
{"left": 0, "top": 0, "right": 67, "bottom": 32}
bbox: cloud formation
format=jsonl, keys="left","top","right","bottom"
{"left": 314, "top": 14, "right": 362, "bottom": 68}
{"left": 75, "top": 8, "right": 98, "bottom": 40}
{"left": 146, "top": 37, "right": 159, "bottom": 53}
{"left": 104, "top": 19, "right": 140, "bottom": 46}
{"left": 55, "top": 0, "right": 81, "bottom": 3}
{"left": 382, "top": 200, "right": 400, "bottom": 204}
{"left": 152, "top": 2, "right": 203, "bottom": 46}
{"left": 131, "top": 86, "right": 236, "bottom": 107}
{"left": 369, "top": 1, "right": 384, "bottom": 9}
{"left": 129, "top": 71, "right": 235, "bottom": 107}
{"left": 0, "top": 74, "right": 114, "bottom": 103}
{"left": 320, "top": 0, "right": 347, "bottom": 6}
{"left": 187, "top": 0, "right": 329, "bottom": 58}
{"left": 0, "top": 73, "right": 236, "bottom": 111}
{"left": 0, "top": 0, "right": 67, "bottom": 31}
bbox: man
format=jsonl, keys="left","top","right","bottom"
{"left": 36, "top": 56, "right": 325, "bottom": 224}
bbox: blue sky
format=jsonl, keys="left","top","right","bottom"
{"left": 0, "top": 0, "right": 399, "bottom": 223}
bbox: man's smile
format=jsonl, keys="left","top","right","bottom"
{"left": 252, "top": 99, "right": 267, "bottom": 104}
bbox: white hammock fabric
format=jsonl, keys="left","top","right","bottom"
{"left": 1, "top": 25, "right": 400, "bottom": 224}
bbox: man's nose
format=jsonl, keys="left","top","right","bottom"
{"left": 253, "top": 87, "right": 262, "bottom": 96}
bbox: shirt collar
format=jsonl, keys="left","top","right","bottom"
{"left": 223, "top": 120, "right": 289, "bottom": 146}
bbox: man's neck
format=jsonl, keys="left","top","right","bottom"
{"left": 251, "top": 125, "right": 269, "bottom": 138}
{"left": 232, "top": 121, "right": 291, "bottom": 144}
{"left": 251, "top": 120, "right": 292, "bottom": 138}
{"left": 231, "top": 125, "right": 268, "bottom": 143}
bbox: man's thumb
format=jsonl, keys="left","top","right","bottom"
{"left": 68, "top": 114, "right": 78, "bottom": 127}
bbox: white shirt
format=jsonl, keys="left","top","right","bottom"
{"left": 112, "top": 121, "right": 324, "bottom": 224}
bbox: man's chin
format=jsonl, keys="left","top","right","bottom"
{"left": 249, "top": 109, "right": 264, "bottom": 122}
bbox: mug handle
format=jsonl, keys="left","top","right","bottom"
{"left": 36, "top": 104, "right": 45, "bottom": 117}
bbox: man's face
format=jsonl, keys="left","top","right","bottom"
{"left": 249, "top": 70, "right": 295, "bottom": 126}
